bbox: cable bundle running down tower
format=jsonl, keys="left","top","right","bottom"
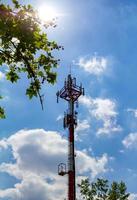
{"left": 57, "top": 74, "right": 84, "bottom": 200}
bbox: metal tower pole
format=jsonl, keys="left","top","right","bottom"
{"left": 57, "top": 74, "right": 84, "bottom": 200}
{"left": 68, "top": 99, "right": 75, "bottom": 200}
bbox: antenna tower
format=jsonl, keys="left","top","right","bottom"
{"left": 57, "top": 73, "right": 84, "bottom": 200}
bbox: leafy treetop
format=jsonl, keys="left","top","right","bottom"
{"left": 0, "top": 0, "right": 63, "bottom": 118}
{"left": 78, "top": 178, "right": 130, "bottom": 200}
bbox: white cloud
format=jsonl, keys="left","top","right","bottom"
{"left": 79, "top": 95, "right": 92, "bottom": 107}
{"left": 75, "top": 119, "right": 90, "bottom": 141}
{"left": 76, "top": 120, "right": 90, "bottom": 133}
{"left": 80, "top": 96, "right": 122, "bottom": 136}
{"left": 90, "top": 98, "right": 117, "bottom": 119}
{"left": 127, "top": 108, "right": 137, "bottom": 118}
{"left": 0, "top": 174, "right": 66, "bottom": 200}
{"left": 0, "top": 71, "right": 5, "bottom": 81}
{"left": 0, "top": 129, "right": 109, "bottom": 200}
{"left": 77, "top": 55, "right": 108, "bottom": 75}
{"left": 129, "top": 193, "right": 137, "bottom": 200}
{"left": 0, "top": 138, "right": 8, "bottom": 149}
{"left": 76, "top": 151, "right": 108, "bottom": 178}
{"left": 97, "top": 119, "right": 122, "bottom": 136}
{"left": 122, "top": 132, "right": 137, "bottom": 149}
{"left": 56, "top": 114, "right": 63, "bottom": 121}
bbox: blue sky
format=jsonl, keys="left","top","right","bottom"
{"left": 1, "top": 0, "right": 137, "bottom": 199}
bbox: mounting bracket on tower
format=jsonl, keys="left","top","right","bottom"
{"left": 63, "top": 111, "right": 78, "bottom": 129}
{"left": 58, "top": 163, "right": 67, "bottom": 176}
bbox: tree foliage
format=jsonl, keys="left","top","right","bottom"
{"left": 78, "top": 178, "right": 130, "bottom": 200}
{"left": 0, "top": 96, "right": 5, "bottom": 118}
{"left": 0, "top": 0, "right": 63, "bottom": 118}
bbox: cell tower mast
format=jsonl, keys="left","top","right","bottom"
{"left": 57, "top": 74, "right": 84, "bottom": 200}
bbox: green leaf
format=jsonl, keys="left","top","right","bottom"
{"left": 0, "top": 58, "right": 3, "bottom": 65}
{"left": 26, "top": 86, "right": 37, "bottom": 99}
{"left": 47, "top": 72, "right": 57, "bottom": 84}
{"left": 38, "top": 71, "right": 44, "bottom": 77}
{"left": 26, "top": 81, "right": 40, "bottom": 99}
{"left": 12, "top": 0, "right": 20, "bottom": 8}
{"left": 0, "top": 107, "right": 5, "bottom": 119}
{"left": 6, "top": 70, "right": 20, "bottom": 83}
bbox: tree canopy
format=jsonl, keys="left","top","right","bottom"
{"left": 0, "top": 0, "right": 63, "bottom": 118}
{"left": 78, "top": 178, "right": 130, "bottom": 200}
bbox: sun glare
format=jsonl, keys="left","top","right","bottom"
{"left": 38, "top": 5, "right": 58, "bottom": 22}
